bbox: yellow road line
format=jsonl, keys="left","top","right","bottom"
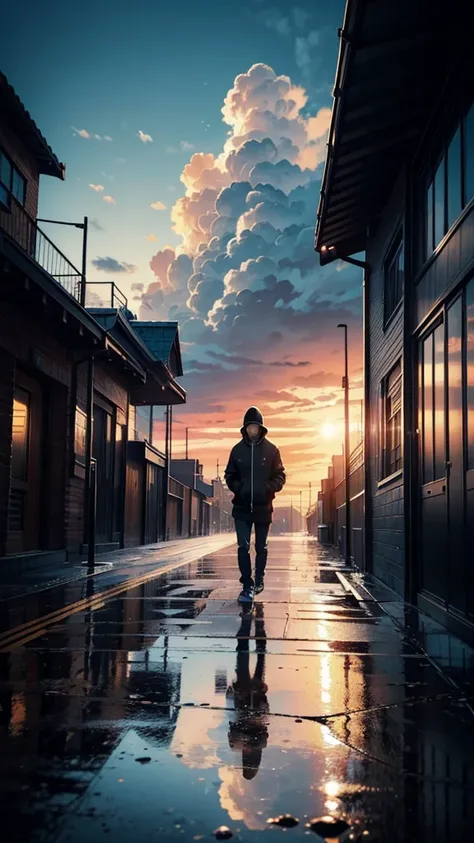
{"left": 0, "top": 549, "right": 213, "bottom": 652}
{"left": 0, "top": 536, "right": 235, "bottom": 652}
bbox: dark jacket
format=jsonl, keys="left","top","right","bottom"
{"left": 224, "top": 407, "right": 286, "bottom": 524}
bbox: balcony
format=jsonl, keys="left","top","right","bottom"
{"left": 85, "top": 281, "right": 128, "bottom": 310}
{"left": 0, "top": 195, "right": 84, "bottom": 302}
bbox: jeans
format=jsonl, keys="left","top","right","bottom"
{"left": 235, "top": 520, "right": 270, "bottom": 589}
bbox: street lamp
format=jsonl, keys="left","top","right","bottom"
{"left": 37, "top": 216, "right": 88, "bottom": 306}
{"left": 337, "top": 323, "right": 351, "bottom": 565}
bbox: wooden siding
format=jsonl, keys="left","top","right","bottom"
{"left": 0, "top": 122, "right": 40, "bottom": 220}
{"left": 124, "top": 457, "right": 144, "bottom": 547}
{"left": 366, "top": 170, "right": 406, "bottom": 595}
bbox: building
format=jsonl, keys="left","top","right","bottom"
{"left": 170, "top": 459, "right": 214, "bottom": 538}
{"left": 315, "top": 0, "right": 474, "bottom": 641}
{"left": 210, "top": 476, "right": 233, "bottom": 534}
{"left": 88, "top": 313, "right": 186, "bottom": 548}
{"left": 307, "top": 454, "right": 344, "bottom": 544}
{"left": 0, "top": 73, "right": 186, "bottom": 567}
{"left": 308, "top": 448, "right": 364, "bottom": 565}
{"left": 271, "top": 506, "right": 304, "bottom": 535}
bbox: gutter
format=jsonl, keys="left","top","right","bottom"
{"left": 104, "top": 335, "right": 146, "bottom": 382}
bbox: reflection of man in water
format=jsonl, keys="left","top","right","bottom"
{"left": 226, "top": 603, "right": 269, "bottom": 780}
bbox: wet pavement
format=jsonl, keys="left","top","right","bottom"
{"left": 0, "top": 535, "right": 237, "bottom": 602}
{"left": 1, "top": 535, "right": 474, "bottom": 842}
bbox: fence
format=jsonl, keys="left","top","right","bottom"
{"left": 85, "top": 282, "right": 128, "bottom": 310}
{"left": 0, "top": 196, "right": 84, "bottom": 302}
{"left": 334, "top": 442, "right": 365, "bottom": 567}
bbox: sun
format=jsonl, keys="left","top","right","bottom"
{"left": 321, "top": 422, "right": 338, "bottom": 439}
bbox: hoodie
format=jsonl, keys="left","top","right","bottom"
{"left": 224, "top": 406, "right": 286, "bottom": 524}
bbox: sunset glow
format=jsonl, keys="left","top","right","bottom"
{"left": 321, "top": 422, "right": 339, "bottom": 439}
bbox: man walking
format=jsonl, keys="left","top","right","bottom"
{"left": 224, "top": 407, "right": 286, "bottom": 603}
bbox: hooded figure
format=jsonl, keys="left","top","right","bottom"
{"left": 224, "top": 406, "right": 286, "bottom": 603}
{"left": 226, "top": 602, "right": 269, "bottom": 780}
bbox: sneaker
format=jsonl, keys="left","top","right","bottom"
{"left": 238, "top": 587, "right": 254, "bottom": 604}
{"left": 254, "top": 581, "right": 264, "bottom": 595}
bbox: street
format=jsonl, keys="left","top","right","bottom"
{"left": 1, "top": 535, "right": 473, "bottom": 841}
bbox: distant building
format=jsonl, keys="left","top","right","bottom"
{"left": 308, "top": 448, "right": 364, "bottom": 566}
{"left": 170, "top": 459, "right": 214, "bottom": 537}
{"left": 315, "top": 0, "right": 474, "bottom": 641}
{"left": 271, "top": 506, "right": 304, "bottom": 535}
{"left": 210, "top": 476, "right": 233, "bottom": 533}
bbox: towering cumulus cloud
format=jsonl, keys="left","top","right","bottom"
{"left": 139, "top": 64, "right": 360, "bottom": 360}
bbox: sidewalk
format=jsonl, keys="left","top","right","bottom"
{"left": 0, "top": 534, "right": 236, "bottom": 639}
{"left": 0, "top": 535, "right": 473, "bottom": 842}
{"left": 0, "top": 533, "right": 237, "bottom": 601}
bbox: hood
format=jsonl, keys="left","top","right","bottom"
{"left": 240, "top": 406, "right": 268, "bottom": 438}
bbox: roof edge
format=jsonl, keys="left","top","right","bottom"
{"left": 0, "top": 73, "right": 65, "bottom": 180}
{"left": 315, "top": 0, "right": 365, "bottom": 254}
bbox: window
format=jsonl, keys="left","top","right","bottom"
{"left": 12, "top": 168, "right": 26, "bottom": 205}
{"left": 433, "top": 322, "right": 445, "bottom": 480}
{"left": 426, "top": 180, "right": 434, "bottom": 256}
{"left": 467, "top": 278, "right": 474, "bottom": 470}
{"left": 465, "top": 102, "right": 474, "bottom": 206}
{"left": 135, "top": 405, "right": 151, "bottom": 441}
{"left": 447, "top": 127, "right": 462, "bottom": 228}
{"left": 424, "top": 98, "right": 474, "bottom": 261}
{"left": 434, "top": 158, "right": 446, "bottom": 246}
{"left": 381, "top": 361, "right": 402, "bottom": 479}
{"left": 422, "top": 334, "right": 434, "bottom": 484}
{"left": 11, "top": 388, "right": 30, "bottom": 482}
{"left": 384, "top": 228, "right": 404, "bottom": 325}
{"left": 0, "top": 150, "right": 26, "bottom": 209}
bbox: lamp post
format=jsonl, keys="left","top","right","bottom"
{"left": 338, "top": 323, "right": 351, "bottom": 565}
{"left": 164, "top": 406, "right": 170, "bottom": 541}
{"left": 37, "top": 215, "right": 88, "bottom": 305}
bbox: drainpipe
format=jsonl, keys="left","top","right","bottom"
{"left": 83, "top": 356, "right": 95, "bottom": 551}
{"left": 403, "top": 170, "right": 415, "bottom": 602}
{"left": 120, "top": 390, "right": 130, "bottom": 549}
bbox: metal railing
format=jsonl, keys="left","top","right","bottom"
{"left": 85, "top": 281, "right": 128, "bottom": 310}
{"left": 0, "top": 196, "right": 84, "bottom": 302}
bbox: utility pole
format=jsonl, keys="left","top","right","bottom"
{"left": 338, "top": 323, "right": 351, "bottom": 565}
{"left": 164, "top": 406, "right": 170, "bottom": 541}
{"left": 299, "top": 490, "right": 303, "bottom": 530}
{"left": 309, "top": 481, "right": 312, "bottom": 510}
{"left": 149, "top": 405, "right": 154, "bottom": 444}
{"left": 37, "top": 215, "right": 88, "bottom": 305}
{"left": 169, "top": 406, "right": 173, "bottom": 463}
{"left": 185, "top": 427, "right": 189, "bottom": 459}
{"left": 216, "top": 459, "right": 220, "bottom": 479}
{"left": 81, "top": 215, "right": 88, "bottom": 306}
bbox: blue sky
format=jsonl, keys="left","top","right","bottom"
{"left": 2, "top": 0, "right": 364, "bottom": 492}
{"left": 2, "top": 0, "right": 343, "bottom": 274}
